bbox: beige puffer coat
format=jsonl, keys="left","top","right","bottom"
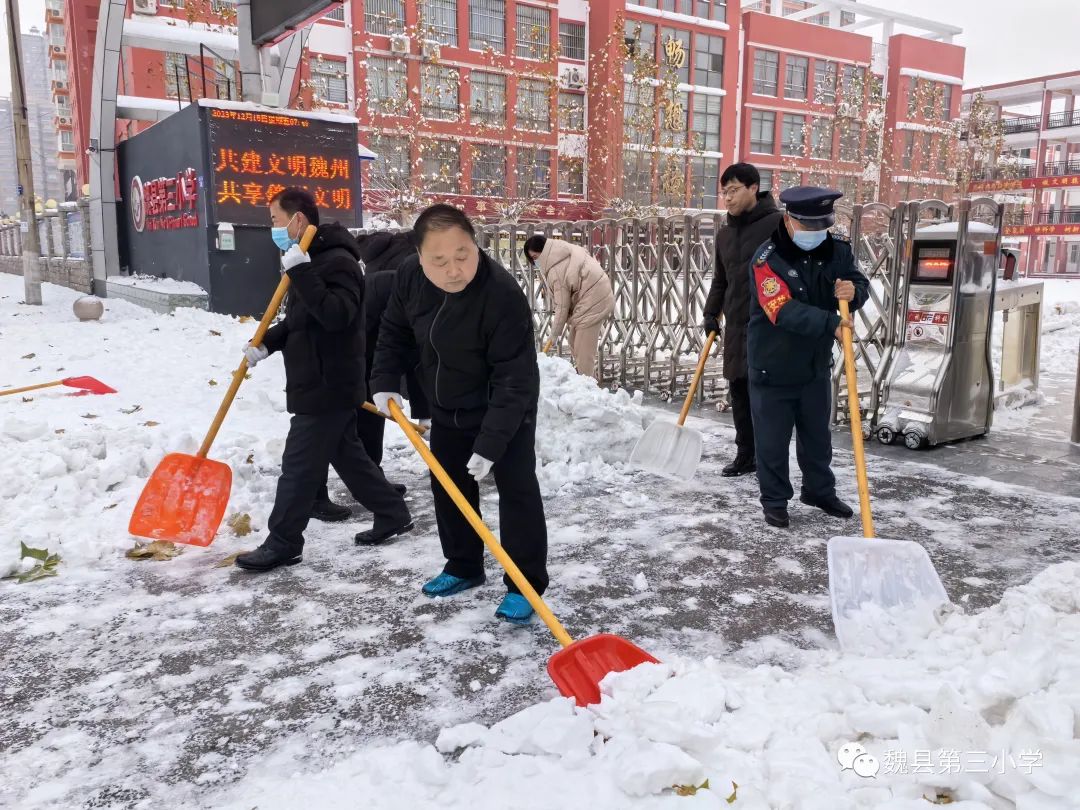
{"left": 537, "top": 239, "right": 615, "bottom": 339}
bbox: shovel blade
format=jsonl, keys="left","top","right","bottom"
{"left": 547, "top": 633, "right": 660, "bottom": 707}
{"left": 62, "top": 376, "right": 116, "bottom": 395}
{"left": 827, "top": 535, "right": 950, "bottom": 654}
{"left": 629, "top": 421, "right": 703, "bottom": 479}
{"left": 128, "top": 453, "right": 232, "bottom": 547}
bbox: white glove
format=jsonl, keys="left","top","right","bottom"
{"left": 373, "top": 391, "right": 403, "bottom": 415}
{"left": 418, "top": 418, "right": 432, "bottom": 430}
{"left": 467, "top": 452, "right": 494, "bottom": 481}
{"left": 243, "top": 343, "right": 269, "bottom": 367}
{"left": 281, "top": 244, "right": 311, "bottom": 271}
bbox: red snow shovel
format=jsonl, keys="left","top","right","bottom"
{"left": 128, "top": 225, "right": 317, "bottom": 547}
{"left": 1, "top": 376, "right": 116, "bottom": 397}
{"left": 387, "top": 399, "right": 658, "bottom": 706}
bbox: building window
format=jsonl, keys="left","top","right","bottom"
{"left": 814, "top": 60, "right": 836, "bottom": 105}
{"left": 753, "top": 50, "right": 778, "bottom": 96}
{"left": 516, "top": 77, "right": 550, "bottom": 131}
{"left": 623, "top": 80, "right": 652, "bottom": 144}
{"left": 210, "top": 0, "right": 237, "bottom": 12}
{"left": 750, "top": 109, "right": 775, "bottom": 153}
{"left": 941, "top": 83, "right": 954, "bottom": 120}
{"left": 624, "top": 20, "right": 656, "bottom": 70}
{"left": 471, "top": 144, "right": 506, "bottom": 196}
{"left": 901, "top": 130, "right": 916, "bottom": 170}
{"left": 422, "top": 141, "right": 461, "bottom": 193}
{"left": 558, "top": 157, "right": 585, "bottom": 196}
{"left": 559, "top": 22, "right": 586, "bottom": 61}
{"left": 837, "top": 175, "right": 857, "bottom": 200}
{"left": 515, "top": 5, "right": 550, "bottom": 60}
{"left": 516, "top": 147, "right": 551, "bottom": 198}
{"left": 212, "top": 58, "right": 237, "bottom": 99}
{"left": 807, "top": 171, "right": 828, "bottom": 188}
{"left": 840, "top": 121, "right": 863, "bottom": 161}
{"left": 811, "top": 117, "right": 833, "bottom": 159}
{"left": 469, "top": 71, "right": 506, "bottom": 126}
{"left": 660, "top": 28, "right": 690, "bottom": 85}
{"left": 693, "top": 34, "right": 724, "bottom": 89}
{"left": 622, "top": 149, "right": 653, "bottom": 204}
{"left": 692, "top": 93, "right": 721, "bottom": 152}
{"left": 841, "top": 64, "right": 865, "bottom": 100}
{"left": 323, "top": 4, "right": 345, "bottom": 20}
{"left": 420, "top": 0, "right": 458, "bottom": 46}
{"left": 784, "top": 55, "right": 808, "bottom": 101}
{"left": 163, "top": 52, "right": 185, "bottom": 98}
{"left": 59, "top": 129, "right": 74, "bottom": 152}
{"left": 311, "top": 59, "right": 348, "bottom": 105}
{"left": 368, "top": 135, "right": 411, "bottom": 189}
{"left": 758, "top": 168, "right": 773, "bottom": 192}
{"left": 558, "top": 91, "right": 585, "bottom": 131}
{"left": 55, "top": 98, "right": 71, "bottom": 116}
{"left": 365, "top": 0, "right": 406, "bottom": 35}
{"left": 935, "top": 136, "right": 948, "bottom": 174}
{"left": 690, "top": 156, "right": 720, "bottom": 209}
{"left": 779, "top": 170, "right": 801, "bottom": 190}
{"left": 781, "top": 114, "right": 806, "bottom": 156}
{"left": 49, "top": 25, "right": 65, "bottom": 46}
{"left": 367, "top": 56, "right": 409, "bottom": 115}
{"left": 694, "top": 0, "right": 727, "bottom": 23}
{"left": 421, "top": 63, "right": 460, "bottom": 120}
{"left": 469, "top": 0, "right": 505, "bottom": 53}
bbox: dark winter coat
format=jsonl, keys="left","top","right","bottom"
{"left": 358, "top": 231, "right": 430, "bottom": 420}
{"left": 370, "top": 249, "right": 540, "bottom": 463}
{"left": 746, "top": 223, "right": 870, "bottom": 388}
{"left": 262, "top": 223, "right": 367, "bottom": 415}
{"left": 704, "top": 192, "right": 784, "bottom": 380}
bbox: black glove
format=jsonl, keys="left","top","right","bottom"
{"left": 703, "top": 314, "right": 721, "bottom": 337}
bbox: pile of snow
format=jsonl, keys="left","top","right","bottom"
{"left": 107, "top": 274, "right": 207, "bottom": 295}
{"left": 205, "top": 560, "right": 1080, "bottom": 808}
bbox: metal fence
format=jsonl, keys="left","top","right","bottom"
{"left": 356, "top": 197, "right": 1004, "bottom": 423}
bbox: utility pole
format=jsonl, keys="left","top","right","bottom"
{"left": 6, "top": 0, "right": 42, "bottom": 304}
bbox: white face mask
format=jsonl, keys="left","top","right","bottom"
{"left": 792, "top": 229, "right": 828, "bottom": 251}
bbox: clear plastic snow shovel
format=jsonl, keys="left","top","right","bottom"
{"left": 629, "top": 331, "right": 716, "bottom": 480}
{"left": 827, "top": 300, "right": 950, "bottom": 654}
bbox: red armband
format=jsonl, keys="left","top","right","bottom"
{"left": 754, "top": 262, "right": 792, "bottom": 324}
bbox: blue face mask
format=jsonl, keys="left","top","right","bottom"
{"left": 271, "top": 214, "right": 298, "bottom": 251}
{"left": 792, "top": 229, "right": 828, "bottom": 251}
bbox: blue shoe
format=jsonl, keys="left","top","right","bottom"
{"left": 422, "top": 572, "right": 486, "bottom": 597}
{"left": 495, "top": 593, "right": 534, "bottom": 625}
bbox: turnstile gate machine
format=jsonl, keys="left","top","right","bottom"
{"left": 875, "top": 200, "right": 1004, "bottom": 449}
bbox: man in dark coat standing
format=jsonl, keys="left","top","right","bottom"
{"left": 703, "top": 163, "right": 783, "bottom": 477}
{"left": 746, "top": 186, "right": 870, "bottom": 528}
{"left": 236, "top": 188, "right": 413, "bottom": 571}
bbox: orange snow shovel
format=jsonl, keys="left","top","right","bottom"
{"left": 128, "top": 225, "right": 317, "bottom": 547}
{"left": 1, "top": 376, "right": 116, "bottom": 397}
{"left": 827, "top": 300, "right": 949, "bottom": 653}
{"left": 387, "top": 399, "right": 658, "bottom": 706}
{"left": 629, "top": 331, "right": 717, "bottom": 479}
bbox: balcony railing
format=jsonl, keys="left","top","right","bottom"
{"left": 1047, "top": 110, "right": 1080, "bottom": 130}
{"left": 972, "top": 165, "right": 1037, "bottom": 182}
{"left": 1042, "top": 157, "right": 1080, "bottom": 177}
{"left": 1002, "top": 115, "right": 1041, "bottom": 135}
{"left": 1036, "top": 207, "right": 1080, "bottom": 225}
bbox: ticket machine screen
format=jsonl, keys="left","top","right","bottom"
{"left": 912, "top": 242, "right": 956, "bottom": 284}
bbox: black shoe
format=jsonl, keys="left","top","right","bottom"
{"left": 392, "top": 483, "right": 407, "bottom": 496}
{"left": 355, "top": 520, "right": 414, "bottom": 546}
{"left": 800, "top": 493, "right": 854, "bottom": 519}
{"left": 721, "top": 455, "right": 757, "bottom": 477}
{"left": 235, "top": 543, "right": 303, "bottom": 572}
{"left": 763, "top": 507, "right": 789, "bottom": 528}
{"left": 311, "top": 498, "right": 352, "bottom": 522}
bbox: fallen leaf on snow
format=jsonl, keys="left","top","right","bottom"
{"left": 208, "top": 379, "right": 218, "bottom": 387}
{"left": 54, "top": 429, "right": 65, "bottom": 434}
{"left": 126, "top": 541, "right": 182, "bottom": 562}
{"left": 21, "top": 352, "right": 34, "bottom": 359}
{"left": 209, "top": 330, "right": 222, "bottom": 337}
{"left": 21, "top": 396, "right": 32, "bottom": 403}
{"left": 81, "top": 413, "right": 98, "bottom": 419}
{"left": 227, "top": 513, "right": 253, "bottom": 536}
{"left": 4, "top": 542, "right": 61, "bottom": 584}
{"left": 245, "top": 453, "right": 254, "bottom": 464}
{"left": 142, "top": 421, "right": 160, "bottom": 427}
{"left": 215, "top": 552, "right": 244, "bottom": 568}
{"left": 121, "top": 404, "right": 142, "bottom": 415}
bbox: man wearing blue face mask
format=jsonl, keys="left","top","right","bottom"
{"left": 745, "top": 186, "right": 870, "bottom": 529}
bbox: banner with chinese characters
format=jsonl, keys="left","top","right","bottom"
{"left": 969, "top": 175, "right": 1080, "bottom": 193}
{"left": 1002, "top": 223, "right": 1080, "bottom": 237}
{"left": 206, "top": 107, "right": 361, "bottom": 228}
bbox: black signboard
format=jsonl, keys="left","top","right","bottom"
{"left": 252, "top": 1, "right": 341, "bottom": 45}
{"left": 206, "top": 106, "right": 361, "bottom": 228}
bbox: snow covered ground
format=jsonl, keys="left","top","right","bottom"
{"left": 1, "top": 274, "right": 1079, "bottom": 809}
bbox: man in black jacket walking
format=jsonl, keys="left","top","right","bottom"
{"left": 369, "top": 204, "right": 547, "bottom": 626}
{"left": 235, "top": 188, "right": 412, "bottom": 572}
{"left": 703, "top": 163, "right": 784, "bottom": 477}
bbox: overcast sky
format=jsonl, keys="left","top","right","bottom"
{"left": 0, "top": 0, "right": 1076, "bottom": 95}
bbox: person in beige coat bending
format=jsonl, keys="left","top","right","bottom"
{"left": 524, "top": 235, "right": 615, "bottom": 378}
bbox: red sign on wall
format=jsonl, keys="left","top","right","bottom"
{"left": 130, "top": 168, "right": 200, "bottom": 233}
{"left": 969, "top": 175, "right": 1080, "bottom": 193}
{"left": 1003, "top": 223, "right": 1080, "bottom": 237}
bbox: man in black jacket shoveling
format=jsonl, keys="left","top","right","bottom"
{"left": 235, "top": 188, "right": 412, "bottom": 572}
{"left": 704, "top": 163, "right": 784, "bottom": 478}
{"left": 369, "top": 203, "right": 548, "bottom": 626}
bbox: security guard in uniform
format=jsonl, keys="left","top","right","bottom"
{"left": 746, "top": 187, "right": 870, "bottom": 528}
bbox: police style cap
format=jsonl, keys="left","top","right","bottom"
{"left": 779, "top": 186, "right": 843, "bottom": 229}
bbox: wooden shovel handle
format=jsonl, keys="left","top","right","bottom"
{"left": 387, "top": 399, "right": 575, "bottom": 648}
{"left": 677, "top": 331, "right": 717, "bottom": 427}
{"left": 361, "top": 401, "right": 427, "bottom": 434}
{"left": 196, "top": 225, "right": 318, "bottom": 459}
{"left": 0, "top": 380, "right": 63, "bottom": 397}
{"left": 839, "top": 300, "right": 874, "bottom": 538}
{"left": 541, "top": 339, "right": 552, "bottom": 354}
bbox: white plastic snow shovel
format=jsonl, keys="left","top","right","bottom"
{"left": 827, "top": 301, "right": 950, "bottom": 654}
{"left": 629, "top": 331, "right": 716, "bottom": 479}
